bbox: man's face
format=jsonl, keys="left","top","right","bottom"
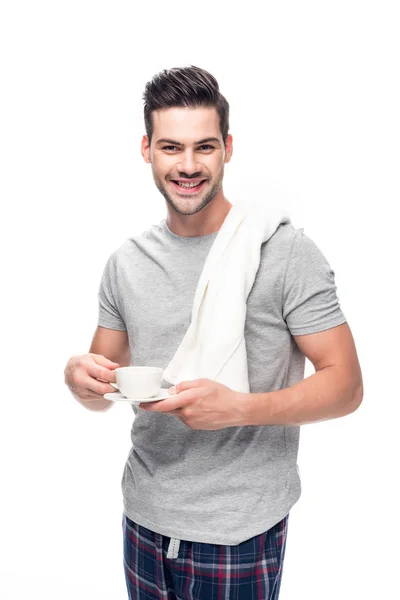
{"left": 142, "top": 106, "right": 232, "bottom": 216}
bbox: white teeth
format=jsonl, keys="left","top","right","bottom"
{"left": 176, "top": 180, "right": 204, "bottom": 188}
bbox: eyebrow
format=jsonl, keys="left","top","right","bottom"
{"left": 155, "top": 137, "right": 221, "bottom": 146}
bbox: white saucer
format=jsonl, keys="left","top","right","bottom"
{"left": 103, "top": 388, "right": 170, "bottom": 404}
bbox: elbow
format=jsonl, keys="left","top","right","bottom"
{"left": 349, "top": 380, "right": 364, "bottom": 414}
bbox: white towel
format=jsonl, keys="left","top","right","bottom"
{"left": 162, "top": 202, "right": 292, "bottom": 393}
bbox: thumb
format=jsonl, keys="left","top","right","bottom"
{"left": 174, "top": 378, "right": 208, "bottom": 393}
{"left": 90, "top": 353, "right": 120, "bottom": 368}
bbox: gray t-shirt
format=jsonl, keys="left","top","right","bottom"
{"left": 97, "top": 214, "right": 347, "bottom": 545}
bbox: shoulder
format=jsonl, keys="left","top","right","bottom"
{"left": 109, "top": 226, "right": 155, "bottom": 264}
{"left": 260, "top": 221, "right": 304, "bottom": 264}
{"left": 261, "top": 222, "right": 332, "bottom": 273}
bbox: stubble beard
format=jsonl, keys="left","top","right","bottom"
{"left": 153, "top": 169, "right": 224, "bottom": 216}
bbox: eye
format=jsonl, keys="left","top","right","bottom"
{"left": 161, "top": 144, "right": 214, "bottom": 151}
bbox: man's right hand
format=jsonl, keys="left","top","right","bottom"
{"left": 64, "top": 353, "right": 120, "bottom": 404}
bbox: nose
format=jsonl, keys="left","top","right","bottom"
{"left": 177, "top": 149, "right": 201, "bottom": 175}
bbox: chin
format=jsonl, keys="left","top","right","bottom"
{"left": 158, "top": 179, "right": 219, "bottom": 216}
{"left": 172, "top": 201, "right": 205, "bottom": 216}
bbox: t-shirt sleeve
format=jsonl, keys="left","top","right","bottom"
{"left": 282, "top": 229, "right": 347, "bottom": 335}
{"left": 97, "top": 252, "right": 127, "bottom": 331}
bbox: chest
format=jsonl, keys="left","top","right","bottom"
{"left": 118, "top": 246, "right": 285, "bottom": 364}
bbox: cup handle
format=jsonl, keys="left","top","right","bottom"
{"left": 109, "top": 382, "right": 119, "bottom": 390}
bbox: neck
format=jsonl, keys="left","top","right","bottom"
{"left": 166, "top": 195, "right": 233, "bottom": 238}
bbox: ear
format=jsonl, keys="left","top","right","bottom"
{"left": 224, "top": 134, "right": 233, "bottom": 164}
{"left": 141, "top": 135, "right": 151, "bottom": 163}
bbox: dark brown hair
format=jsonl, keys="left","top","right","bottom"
{"left": 143, "top": 65, "right": 230, "bottom": 146}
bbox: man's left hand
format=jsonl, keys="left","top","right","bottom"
{"left": 139, "top": 378, "right": 250, "bottom": 430}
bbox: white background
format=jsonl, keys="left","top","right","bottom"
{"left": 1, "top": 1, "right": 399, "bottom": 598}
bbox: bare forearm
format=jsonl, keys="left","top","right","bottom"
{"left": 244, "top": 366, "right": 363, "bottom": 426}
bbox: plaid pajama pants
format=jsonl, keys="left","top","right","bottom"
{"left": 122, "top": 512, "right": 289, "bottom": 599}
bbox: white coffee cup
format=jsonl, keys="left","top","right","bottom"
{"left": 110, "top": 366, "right": 163, "bottom": 399}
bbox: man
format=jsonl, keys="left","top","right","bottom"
{"left": 64, "top": 65, "right": 363, "bottom": 599}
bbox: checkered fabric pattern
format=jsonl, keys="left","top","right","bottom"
{"left": 122, "top": 512, "right": 289, "bottom": 599}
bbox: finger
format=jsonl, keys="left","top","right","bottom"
{"left": 84, "top": 389, "right": 109, "bottom": 400}
{"left": 75, "top": 387, "right": 109, "bottom": 400}
{"left": 174, "top": 379, "right": 208, "bottom": 393}
{"left": 90, "top": 353, "right": 120, "bottom": 368}
{"left": 81, "top": 376, "right": 117, "bottom": 396}
{"left": 139, "top": 389, "right": 193, "bottom": 412}
{"left": 87, "top": 362, "right": 118, "bottom": 384}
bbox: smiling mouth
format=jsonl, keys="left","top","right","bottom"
{"left": 170, "top": 179, "right": 207, "bottom": 194}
